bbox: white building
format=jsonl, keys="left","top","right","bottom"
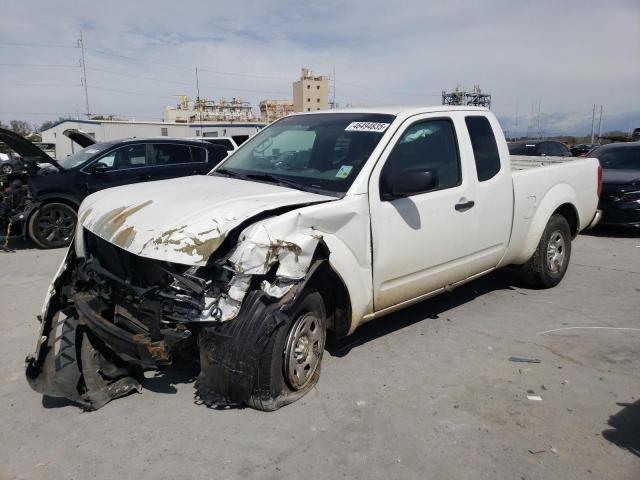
{"left": 41, "top": 119, "right": 266, "bottom": 159}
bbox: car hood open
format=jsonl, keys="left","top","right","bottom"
{"left": 0, "top": 127, "right": 65, "bottom": 172}
{"left": 78, "top": 175, "right": 335, "bottom": 266}
{"left": 63, "top": 128, "right": 96, "bottom": 148}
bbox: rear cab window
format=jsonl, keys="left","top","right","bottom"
{"left": 465, "top": 116, "right": 501, "bottom": 181}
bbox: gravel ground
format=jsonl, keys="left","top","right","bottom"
{"left": 0, "top": 226, "right": 638, "bottom": 480}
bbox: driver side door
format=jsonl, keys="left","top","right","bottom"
{"left": 368, "top": 115, "right": 479, "bottom": 312}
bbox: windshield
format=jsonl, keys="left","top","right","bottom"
{"left": 58, "top": 143, "right": 113, "bottom": 169}
{"left": 212, "top": 113, "right": 396, "bottom": 195}
{"left": 590, "top": 146, "right": 640, "bottom": 170}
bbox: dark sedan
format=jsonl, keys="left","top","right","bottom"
{"left": 508, "top": 140, "right": 572, "bottom": 157}
{"left": 588, "top": 143, "right": 640, "bottom": 228}
{"left": 0, "top": 128, "right": 228, "bottom": 248}
{"left": 570, "top": 143, "right": 599, "bottom": 157}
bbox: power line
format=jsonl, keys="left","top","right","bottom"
{"left": 0, "top": 63, "right": 79, "bottom": 68}
{"left": 0, "top": 41, "right": 76, "bottom": 49}
{"left": 91, "top": 85, "right": 174, "bottom": 99}
{"left": 86, "top": 66, "right": 290, "bottom": 95}
{"left": 0, "top": 82, "right": 82, "bottom": 87}
{"left": 86, "top": 46, "right": 291, "bottom": 81}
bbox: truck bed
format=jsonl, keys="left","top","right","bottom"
{"left": 499, "top": 154, "right": 600, "bottom": 267}
{"left": 510, "top": 155, "right": 579, "bottom": 170}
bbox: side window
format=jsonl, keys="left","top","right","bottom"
{"left": 151, "top": 144, "right": 193, "bottom": 165}
{"left": 190, "top": 146, "right": 207, "bottom": 163}
{"left": 94, "top": 145, "right": 147, "bottom": 170}
{"left": 536, "top": 143, "right": 550, "bottom": 156}
{"left": 465, "top": 116, "right": 501, "bottom": 181}
{"left": 382, "top": 119, "right": 460, "bottom": 193}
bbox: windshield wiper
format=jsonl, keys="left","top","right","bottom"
{"left": 213, "top": 168, "right": 249, "bottom": 180}
{"left": 213, "top": 168, "right": 315, "bottom": 193}
{"left": 243, "top": 172, "right": 309, "bottom": 192}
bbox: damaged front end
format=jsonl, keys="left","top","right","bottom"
{"left": 25, "top": 218, "right": 324, "bottom": 410}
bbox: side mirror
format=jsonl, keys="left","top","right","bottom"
{"left": 381, "top": 168, "right": 439, "bottom": 200}
{"left": 89, "top": 162, "right": 109, "bottom": 173}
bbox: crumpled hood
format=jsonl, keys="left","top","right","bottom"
{"left": 78, "top": 175, "right": 335, "bottom": 266}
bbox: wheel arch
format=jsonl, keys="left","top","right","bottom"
{"left": 302, "top": 248, "right": 353, "bottom": 339}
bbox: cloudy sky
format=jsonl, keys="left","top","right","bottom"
{"left": 1, "top": 0, "right": 638, "bottom": 135}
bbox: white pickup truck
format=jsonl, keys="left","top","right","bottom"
{"left": 26, "top": 106, "right": 601, "bottom": 411}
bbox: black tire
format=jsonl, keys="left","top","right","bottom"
{"left": 196, "top": 288, "right": 327, "bottom": 411}
{"left": 1, "top": 164, "right": 13, "bottom": 174}
{"left": 521, "top": 213, "right": 572, "bottom": 288}
{"left": 28, "top": 202, "right": 77, "bottom": 249}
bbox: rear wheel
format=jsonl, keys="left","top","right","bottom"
{"left": 28, "top": 202, "right": 77, "bottom": 249}
{"left": 521, "top": 213, "right": 572, "bottom": 288}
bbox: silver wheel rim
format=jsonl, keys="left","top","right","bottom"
{"left": 546, "top": 230, "right": 566, "bottom": 273}
{"left": 284, "top": 312, "right": 325, "bottom": 390}
{"left": 2, "top": 164, "right": 11, "bottom": 174}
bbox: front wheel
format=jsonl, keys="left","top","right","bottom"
{"left": 2, "top": 163, "right": 13, "bottom": 174}
{"left": 196, "top": 288, "right": 327, "bottom": 411}
{"left": 28, "top": 202, "right": 77, "bottom": 249}
{"left": 521, "top": 213, "right": 572, "bottom": 288}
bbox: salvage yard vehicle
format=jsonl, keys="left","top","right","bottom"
{"left": 588, "top": 142, "right": 640, "bottom": 227}
{"left": 25, "top": 106, "right": 602, "bottom": 411}
{"left": 508, "top": 139, "right": 572, "bottom": 157}
{"left": 0, "top": 128, "right": 228, "bottom": 248}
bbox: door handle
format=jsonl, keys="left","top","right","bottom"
{"left": 455, "top": 199, "right": 475, "bottom": 212}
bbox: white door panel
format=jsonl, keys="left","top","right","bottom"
{"left": 369, "top": 114, "right": 479, "bottom": 311}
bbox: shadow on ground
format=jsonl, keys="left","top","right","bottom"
{"left": 602, "top": 400, "right": 640, "bottom": 457}
{"left": 582, "top": 225, "right": 640, "bottom": 239}
{"left": 325, "top": 267, "right": 525, "bottom": 358}
{"left": 142, "top": 359, "right": 199, "bottom": 394}
{"left": 0, "top": 236, "right": 44, "bottom": 252}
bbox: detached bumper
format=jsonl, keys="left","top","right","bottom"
{"left": 75, "top": 293, "right": 171, "bottom": 368}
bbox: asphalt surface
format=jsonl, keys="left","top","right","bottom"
{"left": 1, "top": 227, "right": 639, "bottom": 480}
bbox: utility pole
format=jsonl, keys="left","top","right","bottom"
{"left": 332, "top": 67, "right": 336, "bottom": 108}
{"left": 78, "top": 31, "right": 90, "bottom": 118}
{"left": 590, "top": 104, "right": 596, "bottom": 143}
{"left": 597, "top": 105, "right": 603, "bottom": 141}
{"left": 195, "top": 67, "right": 202, "bottom": 125}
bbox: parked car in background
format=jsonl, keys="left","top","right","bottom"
{"left": 570, "top": 143, "right": 599, "bottom": 157}
{"left": 632, "top": 128, "right": 640, "bottom": 141}
{"left": 588, "top": 142, "right": 640, "bottom": 227}
{"left": 187, "top": 136, "right": 250, "bottom": 157}
{"left": 0, "top": 150, "right": 25, "bottom": 174}
{"left": 0, "top": 127, "right": 228, "bottom": 248}
{"left": 508, "top": 140, "right": 572, "bottom": 157}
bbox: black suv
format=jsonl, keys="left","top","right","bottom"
{"left": 0, "top": 129, "right": 227, "bottom": 248}
{"left": 508, "top": 140, "right": 572, "bottom": 157}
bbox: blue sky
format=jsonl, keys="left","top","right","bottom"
{"left": 1, "top": 0, "right": 639, "bottom": 135}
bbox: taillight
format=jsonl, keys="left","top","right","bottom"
{"left": 597, "top": 164, "right": 602, "bottom": 197}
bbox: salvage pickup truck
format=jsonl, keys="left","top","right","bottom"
{"left": 26, "top": 106, "right": 602, "bottom": 411}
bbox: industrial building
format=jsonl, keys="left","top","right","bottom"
{"left": 293, "top": 68, "right": 329, "bottom": 112}
{"left": 259, "top": 100, "right": 295, "bottom": 123}
{"left": 41, "top": 119, "right": 265, "bottom": 159}
{"left": 163, "top": 96, "right": 256, "bottom": 123}
{"left": 442, "top": 84, "right": 492, "bottom": 109}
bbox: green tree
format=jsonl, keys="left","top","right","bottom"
{"left": 9, "top": 120, "right": 32, "bottom": 137}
